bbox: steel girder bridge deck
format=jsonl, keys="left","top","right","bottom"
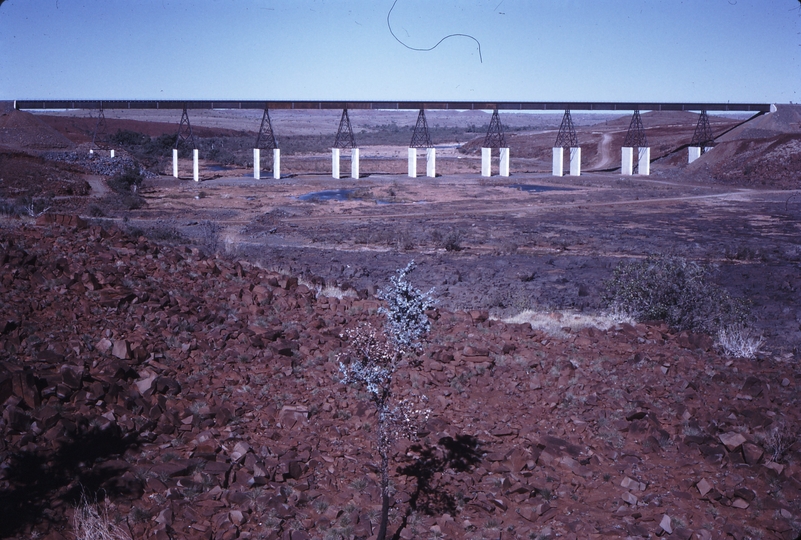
{"left": 14, "top": 100, "right": 772, "bottom": 112}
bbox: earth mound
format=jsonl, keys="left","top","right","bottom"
{"left": 0, "top": 151, "right": 91, "bottom": 199}
{"left": 687, "top": 106, "right": 801, "bottom": 189}
{"left": 0, "top": 109, "right": 75, "bottom": 151}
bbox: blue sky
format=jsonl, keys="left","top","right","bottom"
{"left": 1, "top": 0, "right": 799, "bottom": 103}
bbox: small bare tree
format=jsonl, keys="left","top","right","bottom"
{"left": 339, "top": 262, "right": 434, "bottom": 540}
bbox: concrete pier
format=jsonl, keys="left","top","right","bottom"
{"left": 552, "top": 147, "right": 564, "bottom": 176}
{"left": 569, "top": 147, "right": 581, "bottom": 176}
{"left": 408, "top": 148, "right": 417, "bottom": 178}
{"left": 255, "top": 148, "right": 281, "bottom": 180}
{"left": 688, "top": 147, "right": 702, "bottom": 163}
{"left": 273, "top": 149, "right": 281, "bottom": 179}
{"left": 351, "top": 148, "right": 360, "bottom": 179}
{"left": 622, "top": 146, "right": 650, "bottom": 175}
{"left": 332, "top": 148, "right": 341, "bottom": 179}
{"left": 621, "top": 147, "right": 634, "bottom": 175}
{"left": 193, "top": 149, "right": 199, "bottom": 182}
{"left": 173, "top": 149, "right": 179, "bottom": 178}
{"left": 426, "top": 148, "right": 436, "bottom": 178}
{"left": 499, "top": 148, "right": 510, "bottom": 177}
{"left": 409, "top": 148, "right": 436, "bottom": 177}
{"left": 638, "top": 147, "right": 650, "bottom": 176}
{"left": 253, "top": 148, "right": 261, "bottom": 179}
{"left": 110, "top": 149, "right": 115, "bottom": 158}
{"left": 481, "top": 148, "right": 492, "bottom": 177}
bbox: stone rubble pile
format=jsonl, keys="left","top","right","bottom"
{"left": 41, "top": 151, "right": 155, "bottom": 179}
{"left": 0, "top": 220, "right": 799, "bottom": 540}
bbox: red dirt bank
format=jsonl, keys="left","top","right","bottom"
{"left": 1, "top": 221, "right": 800, "bottom": 539}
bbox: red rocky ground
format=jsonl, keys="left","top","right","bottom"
{"left": 1, "top": 219, "right": 800, "bottom": 540}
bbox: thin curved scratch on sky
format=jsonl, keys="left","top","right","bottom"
{"left": 386, "top": 0, "right": 483, "bottom": 63}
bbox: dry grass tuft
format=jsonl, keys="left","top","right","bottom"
{"left": 715, "top": 325, "right": 764, "bottom": 359}
{"left": 72, "top": 493, "right": 132, "bottom": 540}
{"left": 297, "top": 277, "right": 359, "bottom": 300}
{"left": 498, "top": 308, "right": 635, "bottom": 338}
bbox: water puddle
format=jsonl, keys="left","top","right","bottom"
{"left": 298, "top": 189, "right": 357, "bottom": 202}
{"left": 508, "top": 184, "right": 572, "bottom": 193}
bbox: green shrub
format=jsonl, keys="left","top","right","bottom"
{"left": 0, "top": 200, "right": 19, "bottom": 216}
{"left": 602, "top": 255, "right": 750, "bottom": 334}
{"left": 107, "top": 168, "right": 143, "bottom": 195}
{"left": 198, "top": 220, "right": 221, "bottom": 253}
{"left": 110, "top": 129, "right": 149, "bottom": 146}
{"left": 87, "top": 204, "right": 105, "bottom": 217}
{"left": 431, "top": 228, "right": 463, "bottom": 252}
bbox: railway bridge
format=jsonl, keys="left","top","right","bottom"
{"left": 15, "top": 100, "right": 773, "bottom": 181}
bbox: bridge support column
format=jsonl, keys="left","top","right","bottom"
{"left": 552, "top": 147, "right": 564, "bottom": 176}
{"left": 481, "top": 148, "right": 491, "bottom": 177}
{"left": 621, "top": 147, "right": 634, "bottom": 175}
{"left": 332, "top": 148, "right": 341, "bottom": 179}
{"left": 426, "top": 148, "right": 436, "bottom": 178}
{"left": 408, "top": 148, "right": 417, "bottom": 178}
{"left": 638, "top": 147, "right": 650, "bottom": 176}
{"left": 499, "top": 148, "right": 510, "bottom": 177}
{"left": 253, "top": 149, "right": 261, "bottom": 179}
{"left": 569, "top": 147, "right": 581, "bottom": 176}
{"left": 351, "top": 148, "right": 360, "bottom": 179}
{"left": 173, "top": 149, "right": 179, "bottom": 178}
{"left": 110, "top": 149, "right": 115, "bottom": 159}
{"left": 193, "top": 149, "right": 199, "bottom": 182}
{"left": 273, "top": 149, "right": 281, "bottom": 179}
{"left": 688, "top": 147, "right": 701, "bottom": 163}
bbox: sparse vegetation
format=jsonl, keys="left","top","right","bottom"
{"left": 109, "top": 129, "right": 179, "bottom": 165}
{"left": 197, "top": 219, "right": 222, "bottom": 253}
{"left": 107, "top": 167, "right": 143, "bottom": 195}
{"left": 431, "top": 228, "right": 464, "bottom": 252}
{"left": 106, "top": 167, "right": 145, "bottom": 210}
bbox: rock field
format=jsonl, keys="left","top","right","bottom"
{"left": 1, "top": 219, "right": 800, "bottom": 539}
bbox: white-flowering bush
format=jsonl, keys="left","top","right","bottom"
{"left": 339, "top": 323, "right": 395, "bottom": 402}
{"left": 338, "top": 262, "right": 434, "bottom": 540}
{"left": 379, "top": 397, "right": 431, "bottom": 449}
{"left": 378, "top": 261, "right": 435, "bottom": 352}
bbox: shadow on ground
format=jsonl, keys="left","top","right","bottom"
{"left": 393, "top": 434, "right": 483, "bottom": 539}
{"left": 0, "top": 426, "right": 140, "bottom": 537}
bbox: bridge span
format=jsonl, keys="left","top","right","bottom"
{"left": 14, "top": 100, "right": 773, "bottom": 181}
{"left": 14, "top": 100, "right": 771, "bottom": 112}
